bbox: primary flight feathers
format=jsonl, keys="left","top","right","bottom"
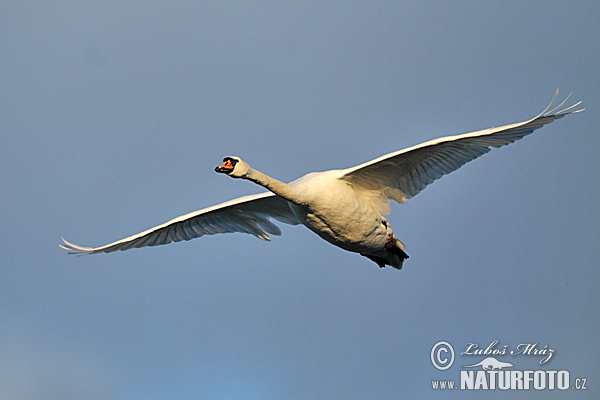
{"left": 61, "top": 192, "right": 300, "bottom": 255}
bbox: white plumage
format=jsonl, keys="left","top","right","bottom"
{"left": 61, "top": 91, "right": 583, "bottom": 269}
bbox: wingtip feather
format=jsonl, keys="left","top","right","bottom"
{"left": 60, "top": 237, "right": 93, "bottom": 255}
{"left": 555, "top": 100, "right": 583, "bottom": 115}
{"left": 541, "top": 89, "right": 583, "bottom": 117}
{"left": 544, "top": 91, "right": 571, "bottom": 116}
{"left": 539, "top": 88, "right": 560, "bottom": 117}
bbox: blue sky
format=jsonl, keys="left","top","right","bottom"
{"left": 1, "top": 1, "right": 599, "bottom": 399}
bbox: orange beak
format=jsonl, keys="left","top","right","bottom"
{"left": 215, "top": 159, "right": 234, "bottom": 173}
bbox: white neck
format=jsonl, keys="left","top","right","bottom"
{"left": 243, "top": 168, "right": 303, "bottom": 204}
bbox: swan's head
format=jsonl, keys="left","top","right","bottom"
{"left": 215, "top": 156, "right": 250, "bottom": 178}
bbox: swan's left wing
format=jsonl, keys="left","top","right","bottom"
{"left": 60, "top": 192, "right": 300, "bottom": 255}
{"left": 340, "top": 91, "right": 583, "bottom": 206}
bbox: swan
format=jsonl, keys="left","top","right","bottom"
{"left": 61, "top": 91, "right": 583, "bottom": 269}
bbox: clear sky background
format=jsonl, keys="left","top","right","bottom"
{"left": 1, "top": 1, "right": 599, "bottom": 399}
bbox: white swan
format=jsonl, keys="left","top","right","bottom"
{"left": 61, "top": 91, "right": 583, "bottom": 269}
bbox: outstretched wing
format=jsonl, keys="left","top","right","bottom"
{"left": 60, "top": 192, "right": 300, "bottom": 255}
{"left": 341, "top": 90, "right": 583, "bottom": 205}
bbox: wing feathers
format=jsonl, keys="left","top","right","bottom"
{"left": 60, "top": 192, "right": 299, "bottom": 255}
{"left": 341, "top": 91, "right": 582, "bottom": 203}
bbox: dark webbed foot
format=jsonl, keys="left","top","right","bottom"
{"left": 391, "top": 246, "right": 409, "bottom": 261}
{"left": 385, "top": 235, "right": 409, "bottom": 261}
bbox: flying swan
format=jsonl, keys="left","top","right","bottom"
{"left": 61, "top": 91, "right": 583, "bottom": 269}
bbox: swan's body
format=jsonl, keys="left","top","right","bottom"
{"left": 61, "top": 91, "right": 583, "bottom": 269}
{"left": 267, "top": 170, "right": 407, "bottom": 268}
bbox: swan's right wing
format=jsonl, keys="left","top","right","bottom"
{"left": 60, "top": 192, "right": 300, "bottom": 255}
{"left": 340, "top": 91, "right": 583, "bottom": 206}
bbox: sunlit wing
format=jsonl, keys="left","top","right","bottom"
{"left": 341, "top": 90, "right": 584, "bottom": 205}
{"left": 60, "top": 192, "right": 300, "bottom": 255}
